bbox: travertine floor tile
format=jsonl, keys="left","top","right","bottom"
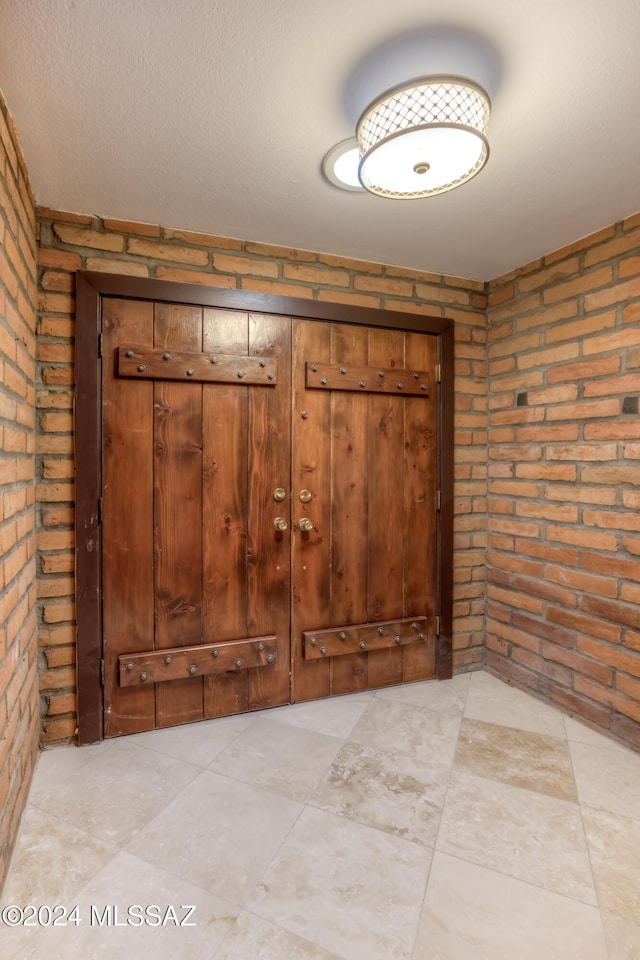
{"left": 437, "top": 769, "right": 597, "bottom": 903}
{"left": 465, "top": 671, "right": 566, "bottom": 738}
{"left": 4, "top": 672, "right": 640, "bottom": 959}
{"left": 257, "top": 692, "right": 372, "bottom": 739}
{"left": 208, "top": 716, "right": 343, "bottom": 802}
{"left": 214, "top": 911, "right": 344, "bottom": 959}
{"left": 581, "top": 807, "right": 640, "bottom": 921}
{"left": 27, "top": 738, "right": 201, "bottom": 846}
{"left": 2, "top": 805, "right": 118, "bottom": 904}
{"left": 601, "top": 910, "right": 640, "bottom": 960}
{"left": 569, "top": 739, "right": 640, "bottom": 819}
{"left": 247, "top": 806, "right": 432, "bottom": 960}
{"left": 454, "top": 717, "right": 576, "bottom": 802}
{"left": 130, "top": 713, "right": 255, "bottom": 767}
{"left": 310, "top": 739, "right": 449, "bottom": 845}
{"left": 348, "top": 696, "right": 462, "bottom": 767}
{"left": 126, "top": 770, "right": 302, "bottom": 903}
{"left": 375, "top": 673, "right": 470, "bottom": 714}
{"left": 414, "top": 851, "right": 608, "bottom": 960}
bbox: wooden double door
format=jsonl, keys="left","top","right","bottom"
{"left": 101, "top": 296, "right": 441, "bottom": 737}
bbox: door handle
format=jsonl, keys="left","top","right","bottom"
{"left": 273, "top": 517, "right": 288, "bottom": 532}
{"left": 298, "top": 518, "right": 314, "bottom": 532}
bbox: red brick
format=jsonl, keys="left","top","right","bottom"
{"left": 515, "top": 501, "right": 579, "bottom": 523}
{"left": 584, "top": 276, "right": 640, "bottom": 313}
{"left": 545, "top": 684, "right": 611, "bottom": 729}
{"left": 547, "top": 398, "right": 620, "bottom": 421}
{"left": 546, "top": 311, "right": 618, "bottom": 345}
{"left": 546, "top": 565, "right": 618, "bottom": 598}
{"left": 127, "top": 238, "right": 208, "bottom": 265}
{"left": 583, "top": 228, "right": 640, "bottom": 267}
{"left": 102, "top": 218, "right": 160, "bottom": 237}
{"left": 574, "top": 676, "right": 640, "bottom": 724}
{"left": 515, "top": 464, "right": 577, "bottom": 481}
{"left": 583, "top": 509, "right": 640, "bottom": 533}
{"left": 583, "top": 373, "right": 640, "bottom": 397}
{"left": 546, "top": 525, "right": 617, "bottom": 551}
{"left": 547, "top": 355, "right": 620, "bottom": 384}
{"left": 54, "top": 223, "right": 124, "bottom": 252}
{"left": 579, "top": 595, "right": 639, "bottom": 630}
{"left": 164, "top": 227, "right": 242, "bottom": 250}
{"left": 512, "top": 611, "right": 574, "bottom": 647}
{"left": 583, "top": 325, "right": 640, "bottom": 356}
{"left": 547, "top": 606, "right": 621, "bottom": 644}
{"left": 581, "top": 550, "right": 640, "bottom": 582}
{"left": 487, "top": 584, "right": 543, "bottom": 615}
{"left": 547, "top": 442, "right": 617, "bottom": 462}
{"left": 584, "top": 420, "right": 640, "bottom": 440}
{"left": 544, "top": 483, "right": 616, "bottom": 506}
{"left": 516, "top": 424, "right": 579, "bottom": 443}
{"left": 623, "top": 536, "right": 640, "bottom": 556}
{"left": 514, "top": 539, "right": 578, "bottom": 566}
{"left": 541, "top": 641, "right": 613, "bottom": 686}
{"left": 85, "top": 257, "right": 149, "bottom": 278}
{"left": 155, "top": 267, "right": 235, "bottom": 288}
{"left": 489, "top": 517, "right": 541, "bottom": 538}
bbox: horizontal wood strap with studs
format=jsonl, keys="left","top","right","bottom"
{"left": 305, "top": 362, "right": 429, "bottom": 396}
{"left": 303, "top": 617, "right": 428, "bottom": 660}
{"left": 117, "top": 345, "right": 278, "bottom": 385}
{"left": 118, "top": 635, "right": 277, "bottom": 686}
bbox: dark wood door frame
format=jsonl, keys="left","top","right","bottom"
{"left": 75, "top": 271, "right": 454, "bottom": 744}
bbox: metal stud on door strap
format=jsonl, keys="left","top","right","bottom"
{"left": 302, "top": 616, "right": 429, "bottom": 659}
{"left": 118, "top": 635, "right": 278, "bottom": 686}
{"left": 117, "top": 346, "right": 278, "bottom": 385}
{"left": 304, "top": 361, "right": 430, "bottom": 396}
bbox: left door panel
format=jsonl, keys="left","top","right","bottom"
{"left": 101, "top": 299, "right": 291, "bottom": 737}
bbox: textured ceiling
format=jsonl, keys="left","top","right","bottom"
{"left": 1, "top": 0, "right": 640, "bottom": 280}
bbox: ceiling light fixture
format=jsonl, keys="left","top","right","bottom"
{"left": 323, "top": 75, "right": 491, "bottom": 199}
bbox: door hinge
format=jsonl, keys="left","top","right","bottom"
{"left": 436, "top": 489, "right": 441, "bottom": 511}
{"left": 434, "top": 616, "right": 441, "bottom": 637}
{"left": 98, "top": 332, "right": 103, "bottom": 357}
{"left": 97, "top": 497, "right": 103, "bottom": 523}
{"left": 100, "top": 658, "right": 105, "bottom": 686}
{"left": 435, "top": 362, "right": 442, "bottom": 383}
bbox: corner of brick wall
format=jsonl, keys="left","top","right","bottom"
{"left": 0, "top": 92, "right": 38, "bottom": 891}
{"left": 486, "top": 216, "right": 640, "bottom": 749}
{"left": 34, "top": 211, "right": 487, "bottom": 742}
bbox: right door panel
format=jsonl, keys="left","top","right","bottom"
{"left": 291, "top": 320, "right": 439, "bottom": 701}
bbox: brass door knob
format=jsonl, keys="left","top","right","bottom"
{"left": 298, "top": 518, "right": 314, "bottom": 532}
{"left": 273, "top": 517, "right": 288, "bottom": 532}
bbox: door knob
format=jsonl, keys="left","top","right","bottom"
{"left": 298, "top": 518, "right": 314, "bottom": 532}
{"left": 273, "top": 517, "right": 288, "bottom": 532}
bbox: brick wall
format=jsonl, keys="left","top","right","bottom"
{"left": 35, "top": 210, "right": 488, "bottom": 743}
{"left": 487, "top": 216, "right": 640, "bottom": 749}
{"left": 0, "top": 93, "right": 38, "bottom": 889}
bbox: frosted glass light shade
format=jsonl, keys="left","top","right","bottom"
{"left": 357, "top": 76, "right": 490, "bottom": 199}
{"left": 322, "top": 138, "right": 364, "bottom": 191}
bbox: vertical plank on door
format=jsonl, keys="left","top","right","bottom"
{"left": 153, "top": 303, "right": 204, "bottom": 726}
{"left": 247, "top": 313, "right": 291, "bottom": 709}
{"left": 102, "top": 298, "right": 155, "bottom": 736}
{"left": 366, "top": 327, "right": 405, "bottom": 688}
{"left": 290, "top": 319, "right": 332, "bottom": 702}
{"left": 202, "top": 309, "right": 250, "bottom": 718}
{"left": 402, "top": 331, "right": 438, "bottom": 682}
{"left": 329, "top": 323, "right": 369, "bottom": 695}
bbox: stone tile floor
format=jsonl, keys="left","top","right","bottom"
{"left": 3, "top": 670, "right": 640, "bottom": 959}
